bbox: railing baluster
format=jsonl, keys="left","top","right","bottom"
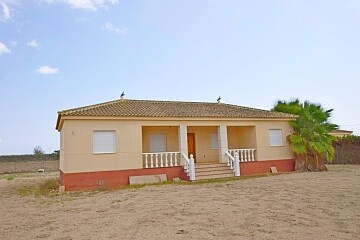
{"left": 155, "top": 154, "right": 159, "bottom": 167}
{"left": 145, "top": 154, "right": 148, "bottom": 168}
{"left": 165, "top": 153, "right": 168, "bottom": 167}
{"left": 150, "top": 154, "right": 154, "bottom": 168}
{"left": 174, "top": 153, "right": 178, "bottom": 166}
{"left": 251, "top": 149, "right": 255, "bottom": 161}
{"left": 160, "top": 153, "right": 163, "bottom": 167}
{"left": 170, "top": 153, "right": 173, "bottom": 167}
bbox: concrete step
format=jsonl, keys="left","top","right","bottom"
{"left": 195, "top": 168, "right": 233, "bottom": 175}
{"left": 195, "top": 163, "right": 229, "bottom": 169}
{"left": 195, "top": 173, "right": 235, "bottom": 181}
{"left": 194, "top": 162, "right": 235, "bottom": 181}
{"left": 195, "top": 165, "right": 230, "bottom": 173}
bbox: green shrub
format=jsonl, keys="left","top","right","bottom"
{"left": 6, "top": 175, "right": 15, "bottom": 180}
{"left": 17, "top": 178, "right": 61, "bottom": 196}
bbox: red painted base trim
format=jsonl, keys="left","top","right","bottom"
{"left": 240, "top": 159, "right": 295, "bottom": 175}
{"left": 60, "top": 159, "right": 294, "bottom": 191}
{"left": 60, "top": 167, "right": 189, "bottom": 191}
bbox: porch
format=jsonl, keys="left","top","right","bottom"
{"left": 141, "top": 125, "right": 257, "bottom": 180}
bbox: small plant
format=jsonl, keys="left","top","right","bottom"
{"left": 17, "top": 178, "right": 61, "bottom": 197}
{"left": 39, "top": 178, "right": 61, "bottom": 195}
{"left": 6, "top": 175, "right": 15, "bottom": 180}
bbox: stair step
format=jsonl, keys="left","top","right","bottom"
{"left": 195, "top": 163, "right": 229, "bottom": 169}
{"left": 195, "top": 173, "right": 235, "bottom": 181}
{"left": 195, "top": 167, "right": 233, "bottom": 173}
{"left": 195, "top": 166, "right": 230, "bottom": 173}
{"left": 193, "top": 162, "right": 235, "bottom": 180}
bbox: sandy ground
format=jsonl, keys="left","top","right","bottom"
{"left": 0, "top": 165, "right": 359, "bottom": 240}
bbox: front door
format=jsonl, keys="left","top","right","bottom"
{"left": 187, "top": 133, "right": 196, "bottom": 161}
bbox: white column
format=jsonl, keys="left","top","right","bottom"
{"left": 218, "top": 124, "right": 229, "bottom": 163}
{"left": 178, "top": 124, "right": 188, "bottom": 166}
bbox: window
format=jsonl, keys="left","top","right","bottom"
{"left": 269, "top": 129, "right": 283, "bottom": 146}
{"left": 149, "top": 133, "right": 166, "bottom": 152}
{"left": 210, "top": 132, "right": 218, "bottom": 149}
{"left": 93, "top": 131, "right": 116, "bottom": 154}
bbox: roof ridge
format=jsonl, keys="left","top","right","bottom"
{"left": 59, "top": 98, "right": 227, "bottom": 113}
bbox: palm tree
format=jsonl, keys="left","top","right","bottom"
{"left": 272, "top": 99, "right": 338, "bottom": 171}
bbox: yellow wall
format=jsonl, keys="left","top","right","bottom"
{"left": 60, "top": 119, "right": 142, "bottom": 173}
{"left": 255, "top": 121, "right": 293, "bottom": 161}
{"left": 142, "top": 126, "right": 179, "bottom": 152}
{"left": 227, "top": 126, "right": 256, "bottom": 149}
{"left": 59, "top": 117, "right": 294, "bottom": 173}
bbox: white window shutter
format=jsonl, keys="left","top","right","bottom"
{"left": 269, "top": 129, "right": 283, "bottom": 146}
{"left": 210, "top": 132, "right": 218, "bottom": 149}
{"left": 93, "top": 131, "right": 116, "bottom": 153}
{"left": 149, "top": 133, "right": 166, "bottom": 152}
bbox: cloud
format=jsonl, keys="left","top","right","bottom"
{"left": 36, "top": 65, "right": 59, "bottom": 74}
{"left": 0, "top": 42, "right": 11, "bottom": 55}
{"left": 43, "top": 0, "right": 119, "bottom": 11}
{"left": 104, "top": 22, "right": 126, "bottom": 34}
{"left": 0, "top": 2, "right": 10, "bottom": 21}
{"left": 27, "top": 39, "right": 40, "bottom": 48}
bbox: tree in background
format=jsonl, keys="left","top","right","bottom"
{"left": 272, "top": 99, "right": 338, "bottom": 171}
{"left": 33, "top": 145, "right": 45, "bottom": 156}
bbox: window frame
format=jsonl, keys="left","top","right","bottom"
{"left": 92, "top": 130, "right": 117, "bottom": 154}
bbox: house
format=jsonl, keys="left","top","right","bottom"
{"left": 329, "top": 129, "right": 353, "bottom": 138}
{"left": 56, "top": 98, "right": 296, "bottom": 190}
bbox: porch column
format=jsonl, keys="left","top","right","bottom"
{"left": 178, "top": 124, "right": 188, "bottom": 165}
{"left": 218, "top": 124, "right": 229, "bottom": 163}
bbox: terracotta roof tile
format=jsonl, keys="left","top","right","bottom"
{"left": 57, "top": 99, "right": 296, "bottom": 119}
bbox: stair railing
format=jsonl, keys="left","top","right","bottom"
{"left": 225, "top": 151, "right": 240, "bottom": 177}
{"left": 181, "top": 153, "right": 195, "bottom": 181}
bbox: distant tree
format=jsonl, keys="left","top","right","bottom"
{"left": 272, "top": 99, "right": 338, "bottom": 171}
{"left": 33, "top": 145, "right": 45, "bottom": 156}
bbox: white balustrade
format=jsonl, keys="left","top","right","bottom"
{"left": 143, "top": 152, "right": 180, "bottom": 168}
{"left": 182, "top": 153, "right": 195, "bottom": 181}
{"left": 227, "top": 149, "right": 256, "bottom": 162}
{"left": 225, "top": 151, "right": 240, "bottom": 176}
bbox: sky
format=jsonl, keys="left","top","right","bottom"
{"left": 0, "top": 0, "right": 360, "bottom": 155}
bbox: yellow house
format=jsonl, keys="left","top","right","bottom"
{"left": 329, "top": 130, "right": 353, "bottom": 138}
{"left": 56, "top": 98, "right": 296, "bottom": 190}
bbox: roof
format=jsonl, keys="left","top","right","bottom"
{"left": 329, "top": 129, "right": 353, "bottom": 137}
{"left": 56, "top": 99, "right": 297, "bottom": 130}
{"left": 330, "top": 130, "right": 353, "bottom": 134}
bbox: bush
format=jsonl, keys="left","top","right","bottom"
{"left": 331, "top": 135, "right": 360, "bottom": 164}
{"left": 0, "top": 153, "right": 59, "bottom": 163}
{"left": 17, "top": 178, "right": 61, "bottom": 196}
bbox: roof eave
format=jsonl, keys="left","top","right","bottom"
{"left": 55, "top": 113, "right": 62, "bottom": 131}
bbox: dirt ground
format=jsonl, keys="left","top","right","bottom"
{"left": 0, "top": 160, "right": 59, "bottom": 173}
{"left": 0, "top": 165, "right": 359, "bottom": 240}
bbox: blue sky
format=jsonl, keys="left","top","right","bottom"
{"left": 1, "top": 0, "right": 359, "bottom": 155}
